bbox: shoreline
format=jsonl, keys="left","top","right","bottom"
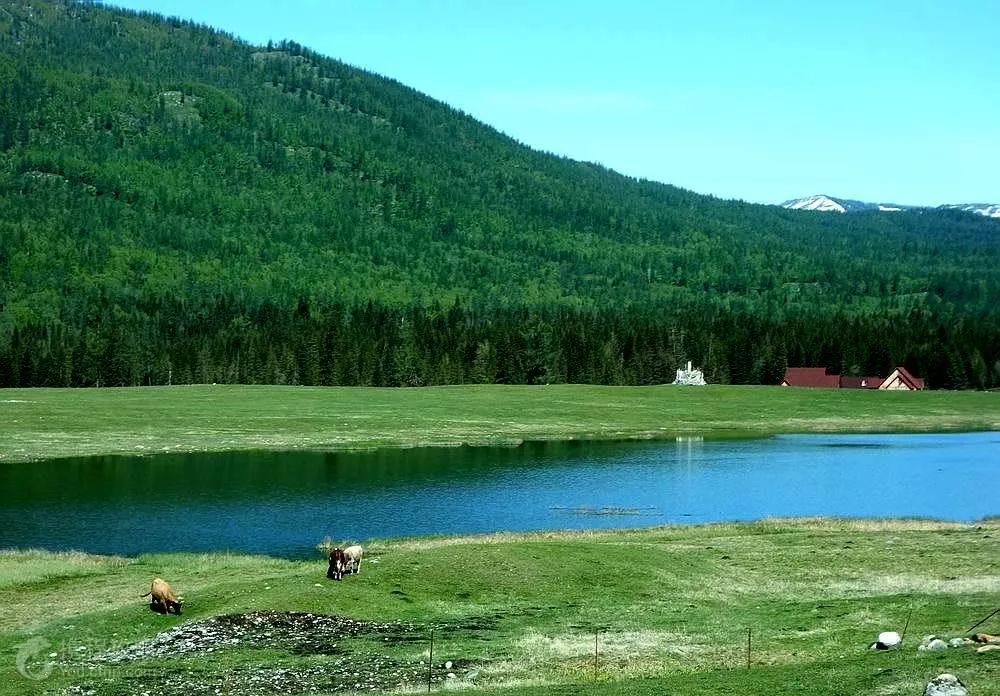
{"left": 3, "top": 516, "right": 998, "bottom": 561}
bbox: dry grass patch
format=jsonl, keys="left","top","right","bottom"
{"left": 829, "top": 574, "right": 1000, "bottom": 597}
{"left": 0, "top": 549, "right": 129, "bottom": 588}
{"left": 512, "top": 629, "right": 721, "bottom": 677}
{"left": 379, "top": 528, "right": 609, "bottom": 553}
{"left": 755, "top": 517, "right": 993, "bottom": 532}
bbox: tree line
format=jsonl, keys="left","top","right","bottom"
{"left": 3, "top": 297, "right": 997, "bottom": 390}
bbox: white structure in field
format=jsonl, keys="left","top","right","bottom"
{"left": 673, "top": 361, "right": 706, "bottom": 386}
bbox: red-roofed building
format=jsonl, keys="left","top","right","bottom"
{"left": 781, "top": 367, "right": 921, "bottom": 390}
{"left": 781, "top": 367, "right": 840, "bottom": 388}
{"left": 878, "top": 366, "right": 924, "bottom": 391}
{"left": 841, "top": 375, "right": 885, "bottom": 389}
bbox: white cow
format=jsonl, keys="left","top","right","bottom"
{"left": 342, "top": 544, "right": 364, "bottom": 575}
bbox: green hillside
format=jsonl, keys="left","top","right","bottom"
{"left": 2, "top": 0, "right": 999, "bottom": 388}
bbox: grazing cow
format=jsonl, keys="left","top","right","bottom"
{"left": 141, "top": 577, "right": 183, "bottom": 614}
{"left": 327, "top": 547, "right": 347, "bottom": 580}
{"left": 343, "top": 544, "right": 363, "bottom": 575}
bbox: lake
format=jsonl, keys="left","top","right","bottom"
{"left": 1, "top": 432, "right": 997, "bottom": 557}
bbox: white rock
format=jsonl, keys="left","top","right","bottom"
{"left": 444, "top": 661, "right": 453, "bottom": 669}
{"left": 924, "top": 673, "right": 967, "bottom": 696}
{"left": 876, "top": 631, "right": 901, "bottom": 648}
{"left": 927, "top": 639, "right": 948, "bottom": 651}
{"left": 446, "top": 673, "right": 456, "bottom": 679}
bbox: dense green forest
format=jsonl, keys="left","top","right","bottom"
{"left": 1, "top": 0, "right": 999, "bottom": 389}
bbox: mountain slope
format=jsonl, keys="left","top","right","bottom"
{"left": 940, "top": 203, "right": 1000, "bottom": 219}
{"left": 1, "top": 0, "right": 1000, "bottom": 389}
{"left": 783, "top": 196, "right": 1000, "bottom": 218}
{"left": 781, "top": 195, "right": 881, "bottom": 213}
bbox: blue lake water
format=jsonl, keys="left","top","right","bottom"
{"left": 0, "top": 432, "right": 997, "bottom": 557}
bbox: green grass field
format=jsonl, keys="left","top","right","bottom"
{"left": 1, "top": 520, "right": 998, "bottom": 695}
{"left": 1, "top": 384, "right": 998, "bottom": 463}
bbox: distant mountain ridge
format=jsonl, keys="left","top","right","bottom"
{"left": 782, "top": 195, "right": 1000, "bottom": 218}
{"left": 939, "top": 203, "right": 1000, "bottom": 219}
{"left": 781, "top": 194, "right": 885, "bottom": 213}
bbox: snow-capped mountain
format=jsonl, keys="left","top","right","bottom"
{"left": 780, "top": 195, "right": 879, "bottom": 213}
{"left": 939, "top": 203, "right": 1000, "bottom": 219}
{"left": 782, "top": 195, "right": 999, "bottom": 218}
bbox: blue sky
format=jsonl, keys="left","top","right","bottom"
{"left": 108, "top": 1, "right": 999, "bottom": 206}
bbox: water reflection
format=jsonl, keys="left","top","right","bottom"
{"left": 0, "top": 432, "right": 997, "bottom": 557}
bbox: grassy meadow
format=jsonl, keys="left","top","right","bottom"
{"left": 1, "top": 520, "right": 998, "bottom": 695}
{"left": 1, "top": 383, "right": 998, "bottom": 463}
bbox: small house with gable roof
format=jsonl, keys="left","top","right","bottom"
{"left": 878, "top": 366, "right": 924, "bottom": 391}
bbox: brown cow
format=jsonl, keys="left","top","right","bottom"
{"left": 141, "top": 577, "right": 183, "bottom": 614}
{"left": 327, "top": 548, "right": 347, "bottom": 580}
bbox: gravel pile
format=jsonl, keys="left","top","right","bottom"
{"left": 94, "top": 611, "right": 420, "bottom": 663}
{"left": 71, "top": 659, "right": 439, "bottom": 695}
{"left": 62, "top": 611, "right": 478, "bottom": 695}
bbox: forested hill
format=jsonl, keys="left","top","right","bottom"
{"left": 2, "top": 0, "right": 999, "bottom": 389}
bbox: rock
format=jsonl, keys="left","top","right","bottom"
{"left": 444, "top": 661, "right": 453, "bottom": 669}
{"left": 870, "top": 631, "right": 902, "bottom": 650}
{"left": 924, "top": 673, "right": 967, "bottom": 696}
{"left": 918, "top": 635, "right": 948, "bottom": 652}
{"left": 446, "top": 673, "right": 456, "bottom": 679}
{"left": 978, "top": 644, "right": 1000, "bottom": 654}
{"left": 949, "top": 638, "right": 970, "bottom": 648}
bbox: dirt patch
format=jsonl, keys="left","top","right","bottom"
{"left": 94, "top": 611, "right": 420, "bottom": 663}
{"left": 71, "top": 611, "right": 481, "bottom": 695}
{"left": 71, "top": 659, "right": 443, "bottom": 695}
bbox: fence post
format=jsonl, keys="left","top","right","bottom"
{"left": 594, "top": 629, "right": 599, "bottom": 679}
{"left": 427, "top": 628, "right": 434, "bottom": 693}
{"left": 746, "top": 627, "right": 751, "bottom": 669}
